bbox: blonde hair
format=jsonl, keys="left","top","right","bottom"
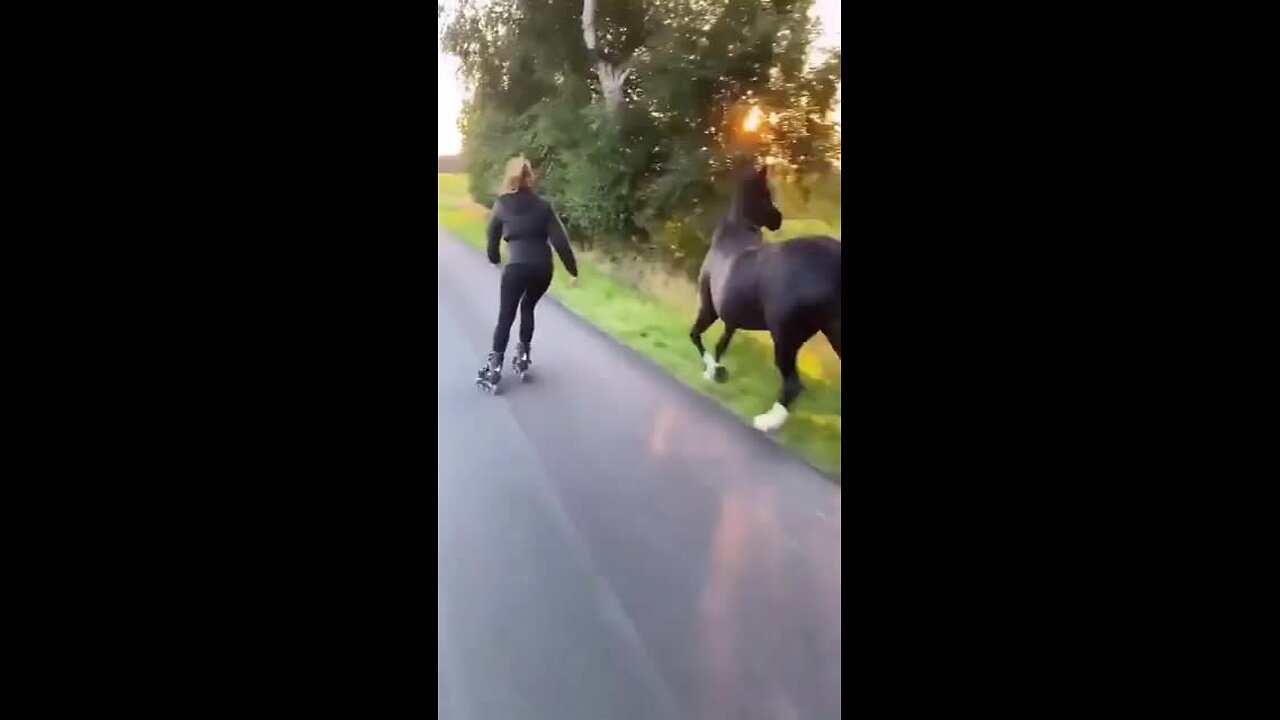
{"left": 498, "top": 155, "right": 534, "bottom": 195}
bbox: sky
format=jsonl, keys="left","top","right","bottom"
{"left": 437, "top": 0, "right": 841, "bottom": 156}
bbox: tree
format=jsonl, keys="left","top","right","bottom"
{"left": 580, "top": 0, "right": 646, "bottom": 117}
{"left": 441, "top": 0, "right": 841, "bottom": 271}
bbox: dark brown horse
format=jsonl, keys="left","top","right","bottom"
{"left": 690, "top": 164, "right": 841, "bottom": 432}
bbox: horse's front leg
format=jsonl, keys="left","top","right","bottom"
{"left": 691, "top": 279, "right": 727, "bottom": 382}
{"left": 708, "top": 326, "right": 736, "bottom": 382}
{"left": 690, "top": 301, "right": 718, "bottom": 376}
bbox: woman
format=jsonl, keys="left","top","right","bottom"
{"left": 476, "top": 156, "right": 579, "bottom": 391}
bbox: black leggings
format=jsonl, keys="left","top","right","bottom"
{"left": 492, "top": 262, "right": 552, "bottom": 354}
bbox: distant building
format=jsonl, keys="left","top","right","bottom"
{"left": 437, "top": 155, "right": 466, "bottom": 173}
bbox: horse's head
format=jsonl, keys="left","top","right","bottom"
{"left": 737, "top": 164, "right": 783, "bottom": 232}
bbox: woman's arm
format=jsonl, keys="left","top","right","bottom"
{"left": 545, "top": 205, "right": 578, "bottom": 277}
{"left": 486, "top": 203, "right": 504, "bottom": 265}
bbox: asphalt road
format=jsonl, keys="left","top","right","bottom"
{"left": 437, "top": 228, "right": 842, "bottom": 720}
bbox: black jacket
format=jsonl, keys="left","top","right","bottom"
{"left": 485, "top": 188, "right": 578, "bottom": 277}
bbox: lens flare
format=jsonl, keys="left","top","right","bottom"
{"left": 742, "top": 106, "right": 764, "bottom": 132}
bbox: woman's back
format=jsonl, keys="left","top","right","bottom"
{"left": 487, "top": 186, "right": 577, "bottom": 276}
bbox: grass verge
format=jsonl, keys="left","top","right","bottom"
{"left": 437, "top": 173, "right": 841, "bottom": 478}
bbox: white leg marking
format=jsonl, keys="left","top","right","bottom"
{"left": 753, "top": 402, "right": 789, "bottom": 432}
{"left": 703, "top": 351, "right": 721, "bottom": 381}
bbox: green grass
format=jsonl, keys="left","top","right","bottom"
{"left": 437, "top": 173, "right": 841, "bottom": 478}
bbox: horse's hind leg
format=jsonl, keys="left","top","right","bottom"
{"left": 821, "top": 316, "right": 841, "bottom": 359}
{"left": 754, "top": 323, "right": 815, "bottom": 432}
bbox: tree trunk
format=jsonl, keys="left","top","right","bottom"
{"left": 582, "top": 0, "right": 631, "bottom": 116}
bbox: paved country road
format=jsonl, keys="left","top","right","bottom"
{"left": 437, "top": 228, "right": 841, "bottom": 720}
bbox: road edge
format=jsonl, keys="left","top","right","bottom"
{"left": 438, "top": 229, "right": 842, "bottom": 485}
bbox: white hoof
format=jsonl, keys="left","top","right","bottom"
{"left": 753, "top": 402, "right": 789, "bottom": 432}
{"left": 703, "top": 352, "right": 722, "bottom": 381}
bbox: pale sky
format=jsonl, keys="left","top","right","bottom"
{"left": 437, "top": 0, "right": 841, "bottom": 155}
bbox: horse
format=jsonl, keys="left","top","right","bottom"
{"left": 689, "top": 163, "right": 841, "bottom": 432}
